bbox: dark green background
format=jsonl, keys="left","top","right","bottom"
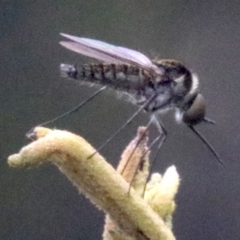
{"left": 1, "top": 1, "right": 240, "bottom": 239}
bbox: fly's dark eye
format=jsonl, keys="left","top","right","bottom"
{"left": 183, "top": 94, "right": 206, "bottom": 125}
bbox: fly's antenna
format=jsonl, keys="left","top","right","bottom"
{"left": 26, "top": 86, "right": 106, "bottom": 138}
{"left": 203, "top": 117, "right": 215, "bottom": 124}
{"left": 188, "top": 125, "right": 226, "bottom": 167}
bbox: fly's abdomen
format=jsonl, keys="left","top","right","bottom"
{"left": 60, "top": 63, "right": 149, "bottom": 93}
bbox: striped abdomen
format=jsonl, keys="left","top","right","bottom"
{"left": 60, "top": 63, "right": 153, "bottom": 94}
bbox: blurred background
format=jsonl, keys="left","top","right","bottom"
{"left": 1, "top": 1, "right": 240, "bottom": 239}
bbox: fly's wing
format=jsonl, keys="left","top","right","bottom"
{"left": 60, "top": 33, "right": 163, "bottom": 75}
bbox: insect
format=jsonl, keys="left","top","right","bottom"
{"left": 58, "top": 33, "right": 224, "bottom": 166}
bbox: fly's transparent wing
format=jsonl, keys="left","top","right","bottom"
{"left": 60, "top": 33, "right": 163, "bottom": 75}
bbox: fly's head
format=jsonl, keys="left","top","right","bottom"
{"left": 153, "top": 59, "right": 206, "bottom": 125}
{"left": 175, "top": 92, "right": 206, "bottom": 125}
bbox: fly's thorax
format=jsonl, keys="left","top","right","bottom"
{"left": 154, "top": 59, "right": 193, "bottom": 97}
{"left": 139, "top": 59, "right": 196, "bottom": 113}
{"left": 139, "top": 78, "right": 173, "bottom": 113}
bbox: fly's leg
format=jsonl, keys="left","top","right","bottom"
{"left": 140, "top": 114, "right": 167, "bottom": 196}
{"left": 127, "top": 114, "right": 167, "bottom": 196}
{"left": 88, "top": 94, "right": 158, "bottom": 159}
{"left": 126, "top": 114, "right": 167, "bottom": 196}
{"left": 127, "top": 127, "right": 162, "bottom": 195}
{"left": 27, "top": 87, "right": 106, "bottom": 139}
{"left": 120, "top": 118, "right": 153, "bottom": 176}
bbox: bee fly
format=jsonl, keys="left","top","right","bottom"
{"left": 56, "top": 33, "right": 224, "bottom": 166}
